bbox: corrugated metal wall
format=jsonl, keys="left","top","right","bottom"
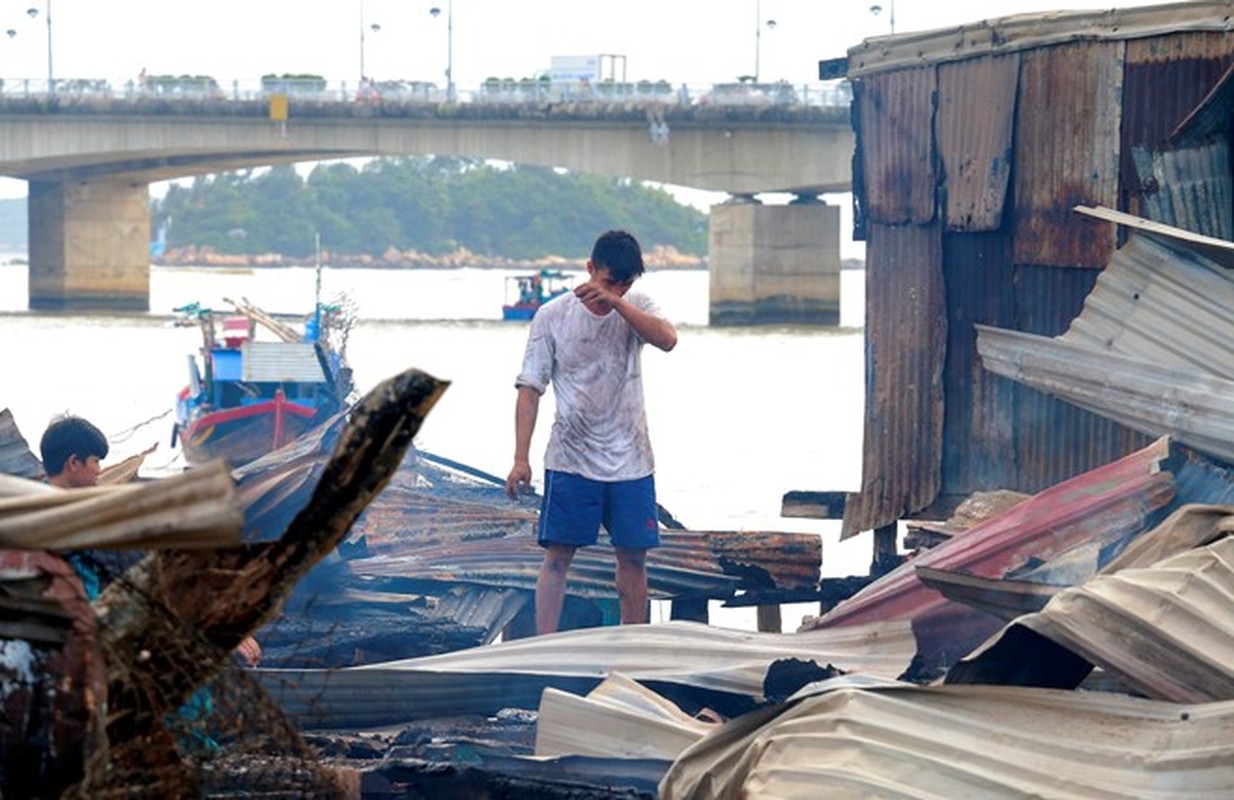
{"left": 846, "top": 13, "right": 1234, "bottom": 536}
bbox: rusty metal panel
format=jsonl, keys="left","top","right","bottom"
{"left": 857, "top": 67, "right": 936, "bottom": 226}
{"left": 1122, "top": 31, "right": 1234, "bottom": 207}
{"left": 843, "top": 223, "right": 946, "bottom": 539}
{"left": 1013, "top": 42, "right": 1123, "bottom": 268}
{"left": 978, "top": 229, "right": 1234, "bottom": 464}
{"left": 1009, "top": 263, "right": 1148, "bottom": 492}
{"left": 936, "top": 54, "right": 1019, "bottom": 231}
{"left": 660, "top": 680, "right": 1234, "bottom": 799}
{"left": 940, "top": 232, "right": 1018, "bottom": 496}
{"left": 1133, "top": 140, "right": 1233, "bottom": 239}
{"left": 847, "top": 1, "right": 1234, "bottom": 79}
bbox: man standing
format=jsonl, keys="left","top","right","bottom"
{"left": 505, "top": 230, "right": 677, "bottom": 635}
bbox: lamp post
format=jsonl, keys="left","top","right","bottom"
{"left": 753, "top": 0, "right": 776, "bottom": 84}
{"left": 429, "top": 2, "right": 453, "bottom": 102}
{"left": 869, "top": 0, "right": 895, "bottom": 34}
{"left": 359, "top": 1, "right": 381, "bottom": 83}
{"left": 25, "top": 1, "right": 51, "bottom": 94}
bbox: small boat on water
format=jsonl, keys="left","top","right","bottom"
{"left": 502, "top": 269, "right": 573, "bottom": 321}
{"left": 171, "top": 297, "right": 355, "bottom": 469}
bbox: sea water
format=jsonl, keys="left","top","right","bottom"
{"left": 0, "top": 263, "right": 868, "bottom": 630}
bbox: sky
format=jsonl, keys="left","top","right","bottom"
{"left": 0, "top": 0, "right": 1166, "bottom": 208}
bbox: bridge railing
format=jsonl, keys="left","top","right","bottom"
{"left": 0, "top": 76, "right": 852, "bottom": 110}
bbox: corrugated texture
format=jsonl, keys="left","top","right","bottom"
{"left": 843, "top": 223, "right": 946, "bottom": 538}
{"left": 1122, "top": 31, "right": 1234, "bottom": 204}
{"left": 659, "top": 680, "right": 1234, "bottom": 799}
{"left": 936, "top": 54, "right": 1019, "bottom": 231}
{"left": 857, "top": 67, "right": 936, "bottom": 226}
{"left": 940, "top": 233, "right": 1018, "bottom": 494}
{"left": 977, "top": 227, "right": 1234, "bottom": 464}
{"left": 1133, "top": 140, "right": 1233, "bottom": 239}
{"left": 847, "top": 1, "right": 1234, "bottom": 78}
{"left": 0, "top": 409, "right": 42, "bottom": 480}
{"left": 1171, "top": 62, "right": 1234, "bottom": 146}
{"left": 955, "top": 533, "right": 1234, "bottom": 703}
{"left": 241, "top": 341, "right": 326, "bottom": 383}
{"left": 1013, "top": 41, "right": 1122, "bottom": 268}
{"left": 259, "top": 619, "right": 917, "bottom": 728}
{"left": 1009, "top": 262, "right": 1149, "bottom": 493}
{"left": 350, "top": 534, "right": 743, "bottom": 600}
{"left": 815, "top": 437, "right": 1234, "bottom": 668}
{"left": 979, "top": 326, "right": 1234, "bottom": 464}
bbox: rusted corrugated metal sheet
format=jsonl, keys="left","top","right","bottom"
{"left": 0, "top": 409, "right": 42, "bottom": 480}
{"left": 936, "top": 55, "right": 1019, "bottom": 231}
{"left": 260, "top": 619, "right": 917, "bottom": 728}
{"left": 350, "top": 534, "right": 743, "bottom": 600}
{"left": 1133, "top": 139, "right": 1233, "bottom": 239}
{"left": 1171, "top": 61, "right": 1234, "bottom": 146}
{"left": 1122, "top": 31, "right": 1234, "bottom": 208}
{"left": 1013, "top": 41, "right": 1123, "bottom": 268}
{"left": 978, "top": 220, "right": 1234, "bottom": 463}
{"left": 815, "top": 437, "right": 1234, "bottom": 669}
{"left": 847, "top": 1, "right": 1234, "bottom": 79}
{"left": 856, "top": 67, "right": 936, "bottom": 226}
{"left": 1008, "top": 262, "right": 1150, "bottom": 492}
{"left": 659, "top": 679, "right": 1234, "bottom": 799}
{"left": 939, "top": 233, "right": 1017, "bottom": 495}
{"left": 842, "top": 223, "right": 946, "bottom": 539}
{"left": 950, "top": 531, "right": 1234, "bottom": 703}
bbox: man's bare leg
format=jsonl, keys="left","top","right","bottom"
{"left": 614, "top": 546, "right": 649, "bottom": 624}
{"left": 536, "top": 544, "right": 577, "bottom": 635}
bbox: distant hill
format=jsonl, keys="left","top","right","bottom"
{"left": 0, "top": 198, "right": 26, "bottom": 252}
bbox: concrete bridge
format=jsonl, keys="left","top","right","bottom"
{"left": 0, "top": 83, "right": 854, "bottom": 323}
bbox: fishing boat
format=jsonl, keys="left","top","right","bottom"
{"left": 501, "top": 269, "right": 573, "bottom": 321}
{"left": 172, "top": 294, "right": 355, "bottom": 469}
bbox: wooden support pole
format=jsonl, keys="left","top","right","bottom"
{"left": 756, "top": 604, "right": 782, "bottom": 633}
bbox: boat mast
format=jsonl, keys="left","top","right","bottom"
{"left": 312, "top": 231, "right": 323, "bottom": 342}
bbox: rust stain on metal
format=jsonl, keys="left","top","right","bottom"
{"left": 937, "top": 54, "right": 1019, "bottom": 232}
{"left": 1013, "top": 41, "right": 1123, "bottom": 268}
{"left": 844, "top": 222, "right": 947, "bottom": 539}
{"left": 858, "top": 66, "right": 937, "bottom": 226}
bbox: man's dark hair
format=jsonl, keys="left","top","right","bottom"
{"left": 591, "top": 229, "right": 645, "bottom": 284}
{"left": 40, "top": 415, "right": 109, "bottom": 477}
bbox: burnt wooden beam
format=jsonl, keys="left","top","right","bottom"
{"left": 83, "top": 368, "right": 448, "bottom": 791}
{"left": 780, "top": 490, "right": 847, "bottom": 520}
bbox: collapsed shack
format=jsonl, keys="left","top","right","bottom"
{"left": 0, "top": 367, "right": 448, "bottom": 797}
{"left": 794, "top": 0, "right": 1234, "bottom": 551}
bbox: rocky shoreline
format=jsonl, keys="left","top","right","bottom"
{"left": 154, "top": 243, "right": 707, "bottom": 271}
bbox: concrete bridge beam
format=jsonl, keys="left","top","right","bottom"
{"left": 708, "top": 197, "right": 840, "bottom": 326}
{"left": 27, "top": 179, "right": 151, "bottom": 312}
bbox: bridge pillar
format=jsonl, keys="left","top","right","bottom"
{"left": 28, "top": 179, "right": 150, "bottom": 312}
{"left": 707, "top": 195, "right": 840, "bottom": 326}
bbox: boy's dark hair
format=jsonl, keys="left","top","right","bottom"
{"left": 591, "top": 229, "right": 645, "bottom": 284}
{"left": 40, "top": 415, "right": 109, "bottom": 477}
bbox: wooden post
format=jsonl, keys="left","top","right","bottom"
{"left": 871, "top": 522, "right": 899, "bottom": 577}
{"left": 756, "top": 604, "right": 782, "bottom": 633}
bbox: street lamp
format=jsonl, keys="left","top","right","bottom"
{"left": 870, "top": 0, "right": 895, "bottom": 34}
{"left": 359, "top": 1, "right": 381, "bottom": 83}
{"left": 429, "top": 2, "right": 453, "bottom": 102}
{"left": 753, "top": 0, "right": 776, "bottom": 84}
{"left": 25, "top": 1, "right": 51, "bottom": 94}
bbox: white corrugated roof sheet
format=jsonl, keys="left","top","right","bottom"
{"left": 659, "top": 678, "right": 1234, "bottom": 799}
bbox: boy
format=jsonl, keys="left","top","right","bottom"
{"left": 505, "top": 229, "right": 677, "bottom": 634}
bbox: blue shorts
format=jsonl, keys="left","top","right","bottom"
{"left": 538, "top": 470, "right": 660, "bottom": 550}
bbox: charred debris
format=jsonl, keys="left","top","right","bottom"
{"left": 7, "top": 2, "right": 1234, "bottom": 798}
